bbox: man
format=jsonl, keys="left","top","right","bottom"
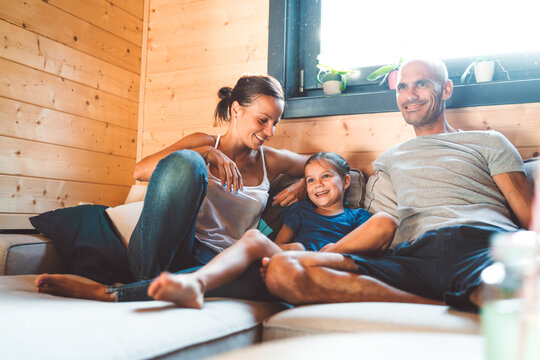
{"left": 262, "top": 59, "right": 532, "bottom": 311}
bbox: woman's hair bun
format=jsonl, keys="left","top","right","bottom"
{"left": 218, "top": 87, "right": 233, "bottom": 100}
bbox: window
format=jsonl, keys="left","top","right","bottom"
{"left": 269, "top": 0, "right": 540, "bottom": 119}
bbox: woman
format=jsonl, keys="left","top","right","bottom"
{"left": 36, "top": 75, "right": 308, "bottom": 301}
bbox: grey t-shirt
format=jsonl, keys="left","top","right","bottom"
{"left": 370, "top": 130, "right": 524, "bottom": 244}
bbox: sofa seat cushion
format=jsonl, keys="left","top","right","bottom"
{"left": 211, "top": 332, "right": 484, "bottom": 360}
{"left": 0, "top": 234, "right": 69, "bottom": 275}
{"left": 262, "top": 302, "right": 480, "bottom": 341}
{"left": 0, "top": 275, "right": 285, "bottom": 360}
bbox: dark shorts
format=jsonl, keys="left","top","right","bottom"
{"left": 346, "top": 224, "right": 512, "bottom": 312}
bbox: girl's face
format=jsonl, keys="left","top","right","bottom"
{"left": 231, "top": 95, "right": 284, "bottom": 150}
{"left": 305, "top": 159, "right": 350, "bottom": 214}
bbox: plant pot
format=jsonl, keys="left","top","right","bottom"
{"left": 322, "top": 80, "right": 342, "bottom": 95}
{"left": 387, "top": 70, "right": 399, "bottom": 90}
{"left": 474, "top": 61, "right": 495, "bottom": 83}
{"left": 318, "top": 72, "right": 346, "bottom": 95}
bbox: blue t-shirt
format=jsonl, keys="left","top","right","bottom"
{"left": 281, "top": 201, "right": 372, "bottom": 252}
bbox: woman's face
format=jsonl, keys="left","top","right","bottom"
{"left": 231, "top": 95, "right": 284, "bottom": 150}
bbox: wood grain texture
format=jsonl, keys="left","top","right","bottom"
{"left": 46, "top": 0, "right": 143, "bottom": 45}
{"left": 0, "top": 97, "right": 137, "bottom": 157}
{"left": 0, "top": 174, "right": 129, "bottom": 213}
{"left": 0, "top": 58, "right": 138, "bottom": 129}
{"left": 0, "top": 20, "right": 139, "bottom": 102}
{"left": 112, "top": 0, "right": 145, "bottom": 19}
{"left": 1, "top": 136, "right": 135, "bottom": 186}
{"left": 0, "top": 0, "right": 141, "bottom": 73}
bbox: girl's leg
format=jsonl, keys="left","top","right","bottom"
{"left": 128, "top": 150, "right": 208, "bottom": 281}
{"left": 147, "top": 229, "right": 282, "bottom": 308}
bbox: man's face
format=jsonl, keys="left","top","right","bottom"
{"left": 396, "top": 61, "right": 448, "bottom": 128}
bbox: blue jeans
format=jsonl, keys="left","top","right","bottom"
{"left": 107, "top": 150, "right": 275, "bottom": 303}
{"left": 128, "top": 150, "right": 208, "bottom": 280}
{"left": 109, "top": 262, "right": 276, "bottom": 302}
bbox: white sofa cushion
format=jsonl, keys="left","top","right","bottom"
{"left": 211, "top": 332, "right": 484, "bottom": 360}
{"left": 105, "top": 201, "right": 143, "bottom": 247}
{"left": 0, "top": 275, "right": 285, "bottom": 360}
{"left": 263, "top": 302, "right": 480, "bottom": 341}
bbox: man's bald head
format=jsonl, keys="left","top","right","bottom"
{"left": 398, "top": 59, "right": 449, "bottom": 86}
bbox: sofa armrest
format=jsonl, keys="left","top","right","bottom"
{"left": 0, "top": 234, "right": 69, "bottom": 275}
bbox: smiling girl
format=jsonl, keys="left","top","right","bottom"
{"left": 147, "top": 152, "right": 397, "bottom": 308}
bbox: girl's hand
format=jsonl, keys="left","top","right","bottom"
{"left": 278, "top": 242, "right": 306, "bottom": 251}
{"left": 206, "top": 146, "right": 243, "bottom": 193}
{"left": 272, "top": 178, "right": 306, "bottom": 207}
{"left": 319, "top": 243, "right": 336, "bottom": 252}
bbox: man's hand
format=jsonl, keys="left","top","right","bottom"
{"left": 272, "top": 179, "right": 306, "bottom": 207}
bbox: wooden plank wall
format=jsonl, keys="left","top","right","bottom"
{"left": 141, "top": 0, "right": 268, "bottom": 158}
{"left": 141, "top": 0, "right": 540, "bottom": 177}
{"left": 0, "top": 0, "right": 144, "bottom": 229}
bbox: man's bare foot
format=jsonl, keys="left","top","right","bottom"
{"left": 147, "top": 272, "right": 205, "bottom": 309}
{"left": 35, "top": 274, "right": 115, "bottom": 302}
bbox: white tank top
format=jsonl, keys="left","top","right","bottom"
{"left": 194, "top": 135, "right": 270, "bottom": 253}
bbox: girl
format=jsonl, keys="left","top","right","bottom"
{"left": 147, "top": 152, "right": 397, "bottom": 308}
{"left": 35, "top": 75, "right": 308, "bottom": 301}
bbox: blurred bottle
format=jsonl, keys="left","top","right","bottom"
{"left": 481, "top": 231, "right": 539, "bottom": 360}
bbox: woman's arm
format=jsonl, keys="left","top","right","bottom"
{"left": 134, "top": 132, "right": 216, "bottom": 181}
{"left": 320, "top": 212, "right": 397, "bottom": 256}
{"left": 264, "top": 147, "right": 309, "bottom": 206}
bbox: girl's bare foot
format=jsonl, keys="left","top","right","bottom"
{"left": 260, "top": 257, "right": 271, "bottom": 281}
{"left": 147, "top": 272, "right": 205, "bottom": 309}
{"left": 35, "top": 274, "right": 115, "bottom": 302}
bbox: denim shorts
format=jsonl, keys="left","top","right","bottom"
{"left": 346, "top": 224, "right": 511, "bottom": 311}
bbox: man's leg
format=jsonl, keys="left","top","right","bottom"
{"left": 148, "top": 229, "right": 283, "bottom": 308}
{"left": 264, "top": 251, "right": 443, "bottom": 305}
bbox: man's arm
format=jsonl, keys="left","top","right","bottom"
{"left": 492, "top": 171, "right": 532, "bottom": 229}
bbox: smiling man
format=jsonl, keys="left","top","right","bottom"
{"left": 262, "top": 59, "right": 533, "bottom": 311}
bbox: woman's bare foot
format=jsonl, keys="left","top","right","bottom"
{"left": 148, "top": 272, "right": 205, "bottom": 309}
{"left": 35, "top": 274, "right": 115, "bottom": 302}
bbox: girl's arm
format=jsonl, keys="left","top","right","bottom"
{"left": 320, "top": 212, "right": 397, "bottom": 256}
{"left": 274, "top": 224, "right": 295, "bottom": 245}
{"left": 273, "top": 224, "right": 306, "bottom": 250}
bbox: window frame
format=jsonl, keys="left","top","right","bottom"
{"left": 268, "top": 0, "right": 540, "bottom": 119}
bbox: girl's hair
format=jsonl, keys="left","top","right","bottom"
{"left": 214, "top": 75, "right": 285, "bottom": 124}
{"left": 305, "top": 152, "right": 350, "bottom": 179}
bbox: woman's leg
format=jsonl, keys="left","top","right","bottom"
{"left": 128, "top": 150, "right": 208, "bottom": 280}
{"left": 147, "top": 229, "right": 282, "bottom": 308}
{"left": 35, "top": 229, "right": 279, "bottom": 304}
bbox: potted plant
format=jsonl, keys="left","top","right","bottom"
{"left": 367, "top": 58, "right": 403, "bottom": 89}
{"left": 460, "top": 56, "right": 510, "bottom": 83}
{"left": 317, "top": 63, "right": 356, "bottom": 95}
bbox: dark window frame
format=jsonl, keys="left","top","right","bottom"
{"left": 268, "top": 0, "right": 540, "bottom": 119}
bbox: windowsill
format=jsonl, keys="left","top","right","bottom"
{"left": 282, "top": 78, "right": 540, "bottom": 119}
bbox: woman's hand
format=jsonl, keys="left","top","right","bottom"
{"left": 272, "top": 178, "right": 306, "bottom": 207}
{"left": 206, "top": 146, "right": 243, "bottom": 193}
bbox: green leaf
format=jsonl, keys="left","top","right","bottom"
{"left": 367, "top": 65, "right": 395, "bottom": 81}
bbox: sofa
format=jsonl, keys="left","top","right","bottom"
{"left": 0, "top": 158, "right": 537, "bottom": 360}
